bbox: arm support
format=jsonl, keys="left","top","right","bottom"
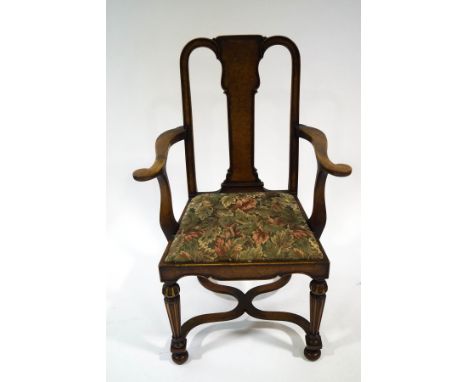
{"left": 133, "top": 126, "right": 186, "bottom": 240}
{"left": 296, "top": 124, "right": 352, "bottom": 238}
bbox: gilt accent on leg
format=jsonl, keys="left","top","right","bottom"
{"left": 163, "top": 283, "right": 188, "bottom": 365}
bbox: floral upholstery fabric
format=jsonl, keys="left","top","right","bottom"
{"left": 165, "top": 192, "right": 323, "bottom": 263}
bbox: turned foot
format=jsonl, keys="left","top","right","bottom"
{"left": 304, "top": 332, "right": 322, "bottom": 361}
{"left": 170, "top": 336, "right": 188, "bottom": 365}
{"left": 304, "top": 347, "right": 321, "bottom": 361}
{"left": 172, "top": 350, "right": 189, "bottom": 364}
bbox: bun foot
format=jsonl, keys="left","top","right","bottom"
{"left": 304, "top": 347, "right": 321, "bottom": 361}
{"left": 172, "top": 351, "right": 189, "bottom": 365}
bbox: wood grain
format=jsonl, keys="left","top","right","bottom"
{"left": 133, "top": 35, "right": 351, "bottom": 364}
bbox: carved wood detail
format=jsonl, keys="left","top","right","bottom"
{"left": 134, "top": 35, "right": 352, "bottom": 364}
{"left": 305, "top": 279, "right": 328, "bottom": 361}
{"left": 162, "top": 283, "right": 188, "bottom": 364}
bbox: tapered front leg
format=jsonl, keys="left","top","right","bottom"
{"left": 304, "top": 279, "right": 328, "bottom": 361}
{"left": 162, "top": 283, "right": 188, "bottom": 364}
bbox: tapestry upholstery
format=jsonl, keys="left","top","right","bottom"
{"left": 165, "top": 192, "right": 323, "bottom": 263}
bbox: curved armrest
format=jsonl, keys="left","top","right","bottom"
{"left": 133, "top": 126, "right": 186, "bottom": 181}
{"left": 297, "top": 124, "right": 352, "bottom": 177}
{"left": 133, "top": 126, "right": 186, "bottom": 241}
{"left": 297, "top": 124, "right": 351, "bottom": 239}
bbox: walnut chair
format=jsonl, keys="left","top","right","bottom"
{"left": 133, "top": 35, "right": 352, "bottom": 364}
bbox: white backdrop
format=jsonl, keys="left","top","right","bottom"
{"left": 107, "top": 1, "right": 360, "bottom": 381}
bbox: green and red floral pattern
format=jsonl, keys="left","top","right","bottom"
{"left": 165, "top": 192, "right": 323, "bottom": 263}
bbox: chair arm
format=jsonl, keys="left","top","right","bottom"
{"left": 133, "top": 126, "right": 186, "bottom": 181}
{"left": 296, "top": 124, "right": 352, "bottom": 239}
{"left": 133, "top": 126, "right": 186, "bottom": 241}
{"left": 297, "top": 124, "right": 352, "bottom": 177}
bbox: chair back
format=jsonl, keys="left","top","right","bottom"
{"left": 180, "top": 35, "right": 301, "bottom": 194}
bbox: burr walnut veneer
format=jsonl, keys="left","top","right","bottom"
{"left": 133, "top": 35, "right": 351, "bottom": 364}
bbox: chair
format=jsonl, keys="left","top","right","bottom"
{"left": 133, "top": 35, "right": 352, "bottom": 364}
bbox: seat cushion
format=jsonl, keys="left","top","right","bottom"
{"left": 165, "top": 192, "right": 324, "bottom": 263}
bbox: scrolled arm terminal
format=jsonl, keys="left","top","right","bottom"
{"left": 133, "top": 126, "right": 186, "bottom": 181}
{"left": 297, "top": 124, "right": 352, "bottom": 177}
{"left": 133, "top": 126, "right": 186, "bottom": 240}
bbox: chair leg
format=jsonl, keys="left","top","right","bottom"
{"left": 304, "top": 279, "right": 328, "bottom": 361}
{"left": 162, "top": 282, "right": 188, "bottom": 365}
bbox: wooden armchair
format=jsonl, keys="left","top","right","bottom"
{"left": 133, "top": 35, "right": 352, "bottom": 364}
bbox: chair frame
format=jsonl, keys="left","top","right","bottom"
{"left": 133, "top": 35, "right": 351, "bottom": 364}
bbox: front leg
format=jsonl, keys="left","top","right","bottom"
{"left": 304, "top": 279, "right": 328, "bottom": 361}
{"left": 162, "top": 283, "right": 188, "bottom": 364}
